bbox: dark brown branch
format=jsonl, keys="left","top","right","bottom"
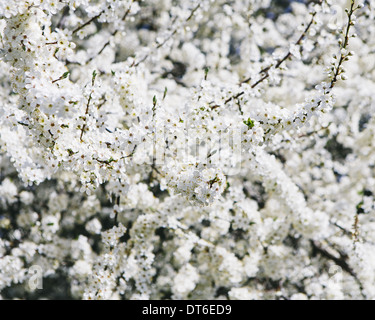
{"left": 72, "top": 11, "right": 104, "bottom": 35}
{"left": 80, "top": 71, "right": 97, "bottom": 142}
{"left": 329, "top": 1, "right": 356, "bottom": 89}
{"left": 240, "top": 10, "right": 319, "bottom": 85}
{"left": 56, "top": 6, "right": 70, "bottom": 30}
{"left": 133, "top": 3, "right": 201, "bottom": 67}
{"left": 79, "top": 93, "right": 92, "bottom": 142}
{"left": 311, "top": 240, "right": 365, "bottom": 297}
{"left": 220, "top": 9, "right": 320, "bottom": 108}
{"left": 84, "top": 6, "right": 133, "bottom": 64}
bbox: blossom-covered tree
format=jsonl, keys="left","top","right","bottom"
{"left": 0, "top": 0, "right": 374, "bottom": 300}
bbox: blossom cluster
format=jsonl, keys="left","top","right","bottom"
{"left": 1, "top": 0, "right": 375, "bottom": 300}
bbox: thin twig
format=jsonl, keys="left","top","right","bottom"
{"left": 84, "top": 6, "right": 133, "bottom": 64}
{"left": 311, "top": 240, "right": 366, "bottom": 298}
{"left": 80, "top": 71, "right": 97, "bottom": 142}
{"left": 221, "top": 9, "right": 320, "bottom": 108}
{"left": 79, "top": 93, "right": 92, "bottom": 142}
{"left": 56, "top": 6, "right": 70, "bottom": 30}
{"left": 133, "top": 3, "right": 201, "bottom": 67}
{"left": 242, "top": 10, "right": 318, "bottom": 85}
{"left": 72, "top": 11, "right": 104, "bottom": 35}
{"left": 329, "top": 0, "right": 356, "bottom": 89}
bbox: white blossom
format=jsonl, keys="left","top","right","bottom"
{"left": 0, "top": 0, "right": 372, "bottom": 301}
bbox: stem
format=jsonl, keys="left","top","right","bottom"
{"left": 224, "top": 9, "right": 320, "bottom": 106}
{"left": 79, "top": 92, "right": 92, "bottom": 142}
{"left": 84, "top": 5, "right": 133, "bottom": 64}
{"left": 329, "top": 0, "right": 356, "bottom": 89}
{"left": 133, "top": 2, "right": 202, "bottom": 67}
{"left": 240, "top": 10, "right": 318, "bottom": 85}
{"left": 72, "top": 11, "right": 104, "bottom": 35}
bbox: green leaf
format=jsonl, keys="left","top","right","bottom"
{"left": 92, "top": 70, "right": 97, "bottom": 85}
{"left": 204, "top": 67, "right": 210, "bottom": 80}
{"left": 107, "top": 157, "right": 116, "bottom": 164}
{"left": 243, "top": 118, "right": 255, "bottom": 129}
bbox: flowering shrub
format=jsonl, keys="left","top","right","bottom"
{"left": 0, "top": 0, "right": 374, "bottom": 300}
